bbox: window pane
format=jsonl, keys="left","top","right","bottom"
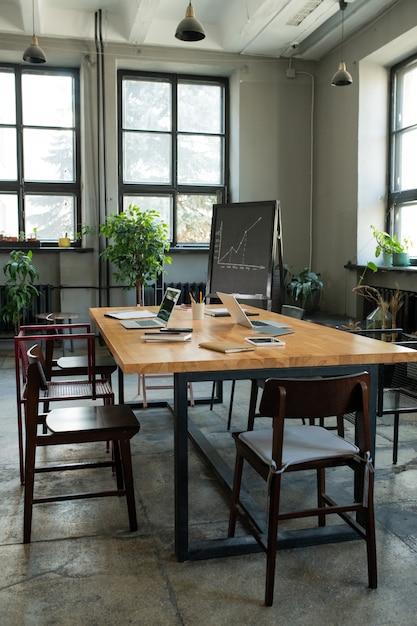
{"left": 23, "top": 129, "right": 74, "bottom": 181}
{"left": 178, "top": 135, "right": 222, "bottom": 185}
{"left": 0, "top": 71, "right": 16, "bottom": 124}
{"left": 123, "top": 132, "right": 171, "bottom": 183}
{"left": 0, "top": 128, "right": 17, "bottom": 180}
{"left": 25, "top": 195, "right": 75, "bottom": 240}
{"left": 176, "top": 194, "right": 216, "bottom": 244}
{"left": 398, "top": 67, "right": 417, "bottom": 129}
{"left": 395, "top": 128, "right": 417, "bottom": 191}
{"left": 0, "top": 194, "right": 18, "bottom": 237}
{"left": 396, "top": 203, "right": 417, "bottom": 256}
{"left": 123, "top": 79, "right": 171, "bottom": 131}
{"left": 178, "top": 83, "right": 222, "bottom": 133}
{"left": 123, "top": 195, "right": 173, "bottom": 240}
{"left": 22, "top": 74, "right": 74, "bottom": 127}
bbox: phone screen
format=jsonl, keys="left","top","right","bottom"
{"left": 245, "top": 336, "right": 285, "bottom": 346}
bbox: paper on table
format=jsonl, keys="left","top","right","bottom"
{"left": 104, "top": 310, "right": 157, "bottom": 320}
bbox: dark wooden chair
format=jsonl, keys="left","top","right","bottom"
{"left": 15, "top": 325, "right": 115, "bottom": 484}
{"left": 349, "top": 329, "right": 417, "bottom": 464}
{"left": 228, "top": 372, "right": 377, "bottom": 606}
{"left": 23, "top": 359, "right": 140, "bottom": 543}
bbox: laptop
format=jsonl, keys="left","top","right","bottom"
{"left": 216, "top": 292, "right": 294, "bottom": 335}
{"left": 120, "top": 287, "right": 181, "bottom": 329}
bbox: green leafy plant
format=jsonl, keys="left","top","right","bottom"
{"left": 285, "top": 266, "right": 324, "bottom": 311}
{"left": 99, "top": 204, "right": 171, "bottom": 306}
{"left": 74, "top": 224, "right": 93, "bottom": 242}
{"left": 1, "top": 250, "right": 39, "bottom": 333}
{"left": 371, "top": 225, "right": 410, "bottom": 256}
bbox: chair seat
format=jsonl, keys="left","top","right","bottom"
{"left": 56, "top": 355, "right": 117, "bottom": 373}
{"left": 239, "top": 425, "right": 359, "bottom": 469}
{"left": 46, "top": 404, "right": 139, "bottom": 435}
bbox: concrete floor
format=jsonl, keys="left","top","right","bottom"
{"left": 1, "top": 340, "right": 417, "bottom": 625}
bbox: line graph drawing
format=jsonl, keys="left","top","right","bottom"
{"left": 216, "top": 217, "right": 266, "bottom": 270}
{"left": 207, "top": 200, "right": 282, "bottom": 305}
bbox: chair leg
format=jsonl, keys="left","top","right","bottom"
{"left": 393, "top": 411, "right": 399, "bottom": 464}
{"left": 210, "top": 381, "right": 216, "bottom": 410}
{"left": 265, "top": 473, "right": 281, "bottom": 607}
{"left": 316, "top": 468, "right": 326, "bottom": 526}
{"left": 23, "top": 440, "right": 37, "bottom": 543}
{"left": 227, "top": 381, "right": 236, "bottom": 430}
{"left": 119, "top": 439, "right": 138, "bottom": 532}
{"left": 112, "top": 441, "right": 124, "bottom": 490}
{"left": 188, "top": 382, "right": 195, "bottom": 407}
{"left": 17, "top": 405, "right": 25, "bottom": 485}
{"left": 247, "top": 379, "right": 260, "bottom": 430}
{"left": 365, "top": 474, "right": 378, "bottom": 589}
{"left": 228, "top": 453, "right": 244, "bottom": 537}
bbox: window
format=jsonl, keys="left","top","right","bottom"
{"left": 0, "top": 66, "right": 80, "bottom": 244}
{"left": 118, "top": 71, "right": 228, "bottom": 247}
{"left": 389, "top": 55, "right": 417, "bottom": 255}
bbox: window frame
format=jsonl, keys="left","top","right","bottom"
{"left": 117, "top": 70, "right": 229, "bottom": 250}
{"left": 0, "top": 64, "right": 81, "bottom": 247}
{"left": 388, "top": 53, "right": 417, "bottom": 243}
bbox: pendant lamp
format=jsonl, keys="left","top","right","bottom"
{"left": 175, "top": 2, "right": 205, "bottom": 42}
{"left": 23, "top": 0, "right": 47, "bottom": 64}
{"left": 331, "top": 1, "right": 352, "bottom": 86}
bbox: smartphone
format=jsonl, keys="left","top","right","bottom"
{"left": 245, "top": 336, "right": 285, "bottom": 346}
{"left": 161, "top": 327, "right": 193, "bottom": 333}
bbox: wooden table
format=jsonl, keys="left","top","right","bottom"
{"left": 90, "top": 305, "right": 417, "bottom": 561}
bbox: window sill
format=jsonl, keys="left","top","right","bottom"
{"left": 345, "top": 262, "right": 417, "bottom": 272}
{"left": 0, "top": 244, "right": 93, "bottom": 253}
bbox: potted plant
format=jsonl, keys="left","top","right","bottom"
{"left": 371, "top": 225, "right": 411, "bottom": 266}
{"left": 285, "top": 266, "right": 324, "bottom": 314}
{"left": 99, "top": 204, "right": 171, "bottom": 306}
{"left": 58, "top": 232, "right": 71, "bottom": 247}
{"left": 1, "top": 250, "right": 40, "bottom": 333}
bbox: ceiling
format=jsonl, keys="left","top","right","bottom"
{"left": 0, "top": 0, "right": 400, "bottom": 61}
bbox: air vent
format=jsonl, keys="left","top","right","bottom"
{"left": 286, "top": 0, "right": 325, "bottom": 27}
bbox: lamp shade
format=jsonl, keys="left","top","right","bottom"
{"left": 175, "top": 3, "right": 205, "bottom": 42}
{"left": 23, "top": 35, "right": 47, "bottom": 64}
{"left": 331, "top": 62, "right": 352, "bottom": 87}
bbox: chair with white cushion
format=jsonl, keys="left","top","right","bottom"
{"left": 228, "top": 371, "right": 377, "bottom": 606}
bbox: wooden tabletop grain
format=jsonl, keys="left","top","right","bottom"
{"left": 89, "top": 306, "right": 417, "bottom": 376}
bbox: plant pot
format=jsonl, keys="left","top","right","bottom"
{"left": 382, "top": 252, "right": 393, "bottom": 266}
{"left": 58, "top": 237, "right": 71, "bottom": 248}
{"left": 392, "top": 252, "right": 409, "bottom": 267}
{"left": 288, "top": 289, "right": 321, "bottom": 315}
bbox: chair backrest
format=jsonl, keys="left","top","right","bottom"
{"left": 24, "top": 361, "right": 47, "bottom": 440}
{"left": 257, "top": 372, "right": 371, "bottom": 457}
{"left": 281, "top": 304, "right": 304, "bottom": 319}
{"left": 27, "top": 344, "right": 49, "bottom": 389}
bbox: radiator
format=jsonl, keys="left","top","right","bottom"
{"left": 0, "top": 284, "right": 53, "bottom": 331}
{"left": 362, "top": 287, "right": 417, "bottom": 334}
{"left": 166, "top": 281, "right": 206, "bottom": 305}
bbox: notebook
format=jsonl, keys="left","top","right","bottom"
{"left": 216, "top": 292, "right": 294, "bottom": 336}
{"left": 120, "top": 287, "right": 181, "bottom": 329}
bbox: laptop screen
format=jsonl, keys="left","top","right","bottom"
{"left": 157, "top": 287, "right": 181, "bottom": 322}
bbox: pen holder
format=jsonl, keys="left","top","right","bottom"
{"left": 192, "top": 303, "right": 205, "bottom": 320}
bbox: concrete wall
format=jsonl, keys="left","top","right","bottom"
{"left": 1, "top": 0, "right": 417, "bottom": 324}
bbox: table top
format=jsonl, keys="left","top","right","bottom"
{"left": 89, "top": 306, "right": 417, "bottom": 376}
